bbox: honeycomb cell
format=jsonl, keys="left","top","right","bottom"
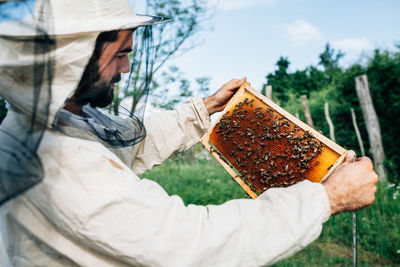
{"left": 203, "top": 86, "right": 346, "bottom": 197}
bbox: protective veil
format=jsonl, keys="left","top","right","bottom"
{"left": 0, "top": 0, "right": 331, "bottom": 266}
{"left": 0, "top": 0, "right": 167, "bottom": 205}
{"left": 0, "top": 0, "right": 54, "bottom": 206}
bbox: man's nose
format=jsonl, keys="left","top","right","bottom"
{"left": 118, "top": 56, "right": 130, "bottom": 73}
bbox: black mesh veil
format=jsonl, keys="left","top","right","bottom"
{"left": 126, "top": 25, "right": 155, "bottom": 123}
{"left": 56, "top": 26, "right": 156, "bottom": 148}
{"left": 0, "top": 0, "right": 54, "bottom": 205}
{"left": 0, "top": 0, "right": 169, "bottom": 205}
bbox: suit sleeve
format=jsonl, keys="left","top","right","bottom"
{"left": 131, "top": 97, "right": 211, "bottom": 174}
{"left": 29, "top": 136, "right": 331, "bottom": 267}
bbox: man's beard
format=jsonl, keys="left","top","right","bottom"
{"left": 87, "top": 82, "right": 114, "bottom": 108}
{"left": 74, "top": 73, "right": 121, "bottom": 108}
{"left": 88, "top": 74, "right": 121, "bottom": 108}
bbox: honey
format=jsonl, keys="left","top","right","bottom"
{"left": 202, "top": 84, "right": 347, "bottom": 198}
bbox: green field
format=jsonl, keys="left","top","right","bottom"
{"left": 141, "top": 155, "right": 400, "bottom": 266}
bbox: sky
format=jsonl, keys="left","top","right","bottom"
{"left": 137, "top": 0, "right": 400, "bottom": 95}
{"left": 3, "top": 0, "right": 398, "bottom": 115}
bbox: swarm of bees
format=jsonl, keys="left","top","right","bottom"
{"left": 210, "top": 97, "right": 325, "bottom": 194}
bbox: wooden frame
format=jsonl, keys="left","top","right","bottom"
{"left": 201, "top": 83, "right": 347, "bottom": 199}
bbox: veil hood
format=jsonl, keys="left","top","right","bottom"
{"left": 0, "top": 0, "right": 169, "bottom": 205}
{"left": 0, "top": 0, "right": 169, "bottom": 126}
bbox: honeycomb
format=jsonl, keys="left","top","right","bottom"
{"left": 202, "top": 84, "right": 347, "bottom": 198}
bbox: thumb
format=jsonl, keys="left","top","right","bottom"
{"left": 240, "top": 76, "right": 247, "bottom": 86}
{"left": 344, "top": 150, "right": 356, "bottom": 163}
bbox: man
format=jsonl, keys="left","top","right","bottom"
{"left": 0, "top": 0, "right": 377, "bottom": 266}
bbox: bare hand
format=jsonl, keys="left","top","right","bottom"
{"left": 203, "top": 77, "right": 247, "bottom": 115}
{"left": 323, "top": 150, "right": 378, "bottom": 215}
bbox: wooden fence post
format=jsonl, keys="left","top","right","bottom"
{"left": 355, "top": 74, "right": 387, "bottom": 181}
{"left": 324, "top": 102, "right": 335, "bottom": 142}
{"left": 265, "top": 85, "right": 272, "bottom": 99}
{"left": 350, "top": 108, "right": 366, "bottom": 157}
{"left": 301, "top": 94, "right": 314, "bottom": 128}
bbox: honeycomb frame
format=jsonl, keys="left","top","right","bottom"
{"left": 201, "top": 83, "right": 347, "bottom": 199}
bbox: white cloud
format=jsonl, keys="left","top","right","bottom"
{"left": 331, "top": 38, "right": 373, "bottom": 51}
{"left": 281, "top": 20, "right": 321, "bottom": 44}
{"left": 207, "top": 0, "right": 276, "bottom": 11}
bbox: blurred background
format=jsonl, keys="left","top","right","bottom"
{"left": 1, "top": 0, "right": 399, "bottom": 265}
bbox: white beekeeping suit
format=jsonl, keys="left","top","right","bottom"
{"left": 0, "top": 0, "right": 331, "bottom": 266}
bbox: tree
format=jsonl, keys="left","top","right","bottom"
{"left": 263, "top": 57, "right": 328, "bottom": 103}
{"left": 264, "top": 56, "right": 292, "bottom": 102}
{"left": 151, "top": 65, "right": 212, "bottom": 110}
{"left": 195, "top": 76, "right": 211, "bottom": 94}
{"left": 318, "top": 43, "right": 344, "bottom": 83}
{"left": 111, "top": 0, "right": 212, "bottom": 116}
{"left": 319, "top": 43, "right": 344, "bottom": 70}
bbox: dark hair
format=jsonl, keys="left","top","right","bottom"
{"left": 73, "top": 31, "right": 119, "bottom": 102}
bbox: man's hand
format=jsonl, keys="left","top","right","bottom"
{"left": 323, "top": 150, "right": 378, "bottom": 215}
{"left": 203, "top": 77, "right": 247, "bottom": 115}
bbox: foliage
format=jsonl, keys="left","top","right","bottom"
{"left": 142, "top": 158, "right": 400, "bottom": 265}
{"left": 111, "top": 0, "right": 212, "bottom": 115}
{"left": 318, "top": 43, "right": 345, "bottom": 84}
{"left": 263, "top": 43, "right": 400, "bottom": 183}
{"left": 151, "top": 65, "right": 212, "bottom": 110}
{"left": 264, "top": 56, "right": 292, "bottom": 103}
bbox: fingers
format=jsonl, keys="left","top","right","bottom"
{"left": 343, "top": 150, "right": 374, "bottom": 171}
{"left": 344, "top": 150, "right": 356, "bottom": 163}
{"left": 227, "top": 77, "right": 247, "bottom": 88}
{"left": 359, "top": 156, "right": 374, "bottom": 170}
{"left": 240, "top": 76, "right": 251, "bottom": 87}
{"left": 370, "top": 171, "right": 379, "bottom": 185}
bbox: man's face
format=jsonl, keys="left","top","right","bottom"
{"left": 81, "top": 30, "right": 133, "bottom": 108}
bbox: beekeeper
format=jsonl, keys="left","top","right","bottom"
{"left": 0, "top": 0, "right": 378, "bottom": 266}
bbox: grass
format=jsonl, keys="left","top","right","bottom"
{"left": 140, "top": 157, "right": 248, "bottom": 206}
{"left": 140, "top": 156, "right": 400, "bottom": 266}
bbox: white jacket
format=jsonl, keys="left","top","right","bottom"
{"left": 0, "top": 97, "right": 331, "bottom": 266}
{"left": 0, "top": 1, "right": 330, "bottom": 265}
